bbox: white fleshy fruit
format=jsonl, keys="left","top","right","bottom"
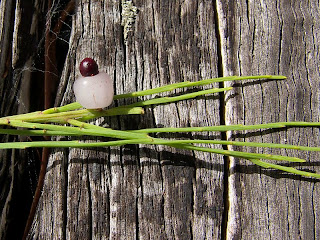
{"left": 73, "top": 72, "right": 114, "bottom": 109}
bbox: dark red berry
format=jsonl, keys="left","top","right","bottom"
{"left": 79, "top": 58, "right": 99, "bottom": 77}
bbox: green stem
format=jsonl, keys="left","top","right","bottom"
{"left": 1, "top": 119, "right": 149, "bottom": 140}
{"left": 2, "top": 74, "right": 319, "bottom": 179}
{"left": 1, "top": 75, "right": 284, "bottom": 124}
{"left": 250, "top": 159, "right": 320, "bottom": 179}
{"left": 0, "top": 129, "right": 318, "bottom": 154}
{"left": 0, "top": 139, "right": 152, "bottom": 149}
{"left": 0, "top": 129, "right": 74, "bottom": 136}
{"left": 2, "top": 125, "right": 320, "bottom": 153}
{"left": 3, "top": 138, "right": 317, "bottom": 178}
{"left": 77, "top": 107, "right": 144, "bottom": 121}
{"left": 0, "top": 107, "right": 144, "bottom": 124}
{"left": 151, "top": 139, "right": 320, "bottom": 152}
{"left": 114, "top": 75, "right": 286, "bottom": 99}
{"left": 0, "top": 138, "right": 305, "bottom": 162}
{"left": 130, "top": 122, "right": 320, "bottom": 133}
{"left": 41, "top": 102, "right": 83, "bottom": 114}
{"left": 166, "top": 143, "right": 304, "bottom": 163}
{"left": 112, "top": 87, "right": 232, "bottom": 109}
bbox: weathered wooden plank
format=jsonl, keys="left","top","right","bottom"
{"left": 216, "top": 1, "right": 320, "bottom": 239}
{"left": 0, "top": 0, "right": 45, "bottom": 239}
{"left": 29, "top": 1, "right": 225, "bottom": 239}
{"left": 5, "top": 0, "right": 319, "bottom": 239}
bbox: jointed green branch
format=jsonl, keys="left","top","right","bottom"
{"left": 114, "top": 75, "right": 284, "bottom": 99}
{"left": 0, "top": 138, "right": 308, "bottom": 163}
{"left": 130, "top": 122, "right": 320, "bottom": 133}
{"left": 1, "top": 75, "right": 320, "bottom": 179}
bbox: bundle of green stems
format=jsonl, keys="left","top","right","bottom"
{"left": 1, "top": 75, "right": 320, "bottom": 179}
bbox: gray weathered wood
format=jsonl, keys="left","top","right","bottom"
{"left": 0, "top": 0, "right": 46, "bottom": 239}
{"left": 29, "top": 1, "right": 224, "bottom": 239}
{"left": 1, "top": 0, "right": 320, "bottom": 239}
{"left": 218, "top": 1, "right": 320, "bottom": 239}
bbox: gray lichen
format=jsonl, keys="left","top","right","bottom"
{"left": 121, "top": 0, "right": 138, "bottom": 42}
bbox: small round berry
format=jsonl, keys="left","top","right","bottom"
{"left": 79, "top": 58, "right": 99, "bottom": 77}
{"left": 74, "top": 58, "right": 114, "bottom": 109}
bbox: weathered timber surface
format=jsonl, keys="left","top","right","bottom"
{"left": 0, "top": 0, "right": 320, "bottom": 240}
{"left": 218, "top": 1, "right": 320, "bottom": 239}
{"left": 29, "top": 1, "right": 224, "bottom": 239}
{"left": 0, "top": 1, "right": 46, "bottom": 239}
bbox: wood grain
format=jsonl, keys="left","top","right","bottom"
{"left": 217, "top": 1, "right": 320, "bottom": 239}
{"left": 1, "top": 0, "right": 320, "bottom": 239}
{"left": 30, "top": 1, "right": 224, "bottom": 239}
{"left": 0, "top": 0, "right": 46, "bottom": 239}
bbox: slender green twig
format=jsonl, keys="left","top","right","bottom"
{"left": 130, "top": 122, "right": 320, "bottom": 133}
{"left": 250, "top": 159, "right": 320, "bottom": 178}
{"left": 0, "top": 107, "right": 144, "bottom": 124}
{"left": 1, "top": 75, "right": 319, "bottom": 179}
{"left": 0, "top": 138, "right": 306, "bottom": 163}
{"left": 0, "top": 119, "right": 149, "bottom": 140}
{"left": 0, "top": 131, "right": 320, "bottom": 153}
{"left": 113, "top": 87, "right": 232, "bottom": 109}
{"left": 41, "top": 102, "right": 83, "bottom": 114}
{"left": 114, "top": 75, "right": 286, "bottom": 99}
{"left": 0, "top": 129, "right": 75, "bottom": 136}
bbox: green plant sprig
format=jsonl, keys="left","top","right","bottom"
{"left": 2, "top": 75, "right": 320, "bottom": 179}
{"left": 114, "top": 75, "right": 285, "bottom": 99}
{"left": 0, "top": 107, "right": 144, "bottom": 124}
{"left": 250, "top": 159, "right": 320, "bottom": 179}
{"left": 130, "top": 121, "right": 320, "bottom": 133}
{"left": 0, "top": 138, "right": 307, "bottom": 162}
